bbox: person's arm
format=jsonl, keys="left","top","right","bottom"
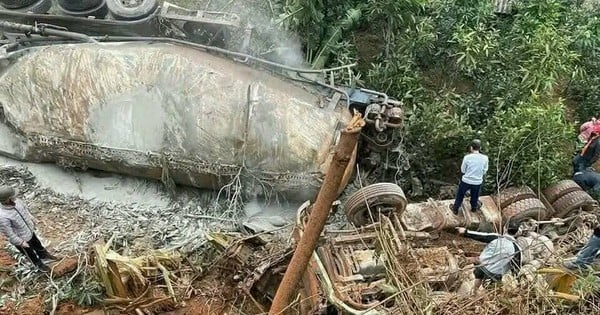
{"left": 591, "top": 142, "right": 600, "bottom": 164}
{"left": 0, "top": 217, "right": 26, "bottom": 246}
{"left": 15, "top": 199, "right": 35, "bottom": 228}
{"left": 457, "top": 227, "right": 500, "bottom": 243}
{"left": 467, "top": 256, "right": 480, "bottom": 264}
{"left": 483, "top": 156, "right": 489, "bottom": 175}
{"left": 461, "top": 156, "right": 468, "bottom": 174}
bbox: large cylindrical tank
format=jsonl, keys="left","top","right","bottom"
{"left": 0, "top": 42, "right": 352, "bottom": 201}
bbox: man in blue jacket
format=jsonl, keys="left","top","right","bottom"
{"left": 456, "top": 220, "right": 522, "bottom": 294}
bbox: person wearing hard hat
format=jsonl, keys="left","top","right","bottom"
{"left": 0, "top": 186, "right": 57, "bottom": 272}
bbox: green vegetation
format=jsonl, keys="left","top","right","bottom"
{"left": 178, "top": 0, "right": 600, "bottom": 191}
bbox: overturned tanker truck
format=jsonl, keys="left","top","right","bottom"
{"left": 0, "top": 1, "right": 404, "bottom": 201}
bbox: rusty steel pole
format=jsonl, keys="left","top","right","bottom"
{"left": 269, "top": 113, "right": 365, "bottom": 315}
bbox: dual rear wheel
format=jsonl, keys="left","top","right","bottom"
{"left": 0, "top": 0, "right": 158, "bottom": 20}
{"left": 0, "top": 0, "right": 51, "bottom": 13}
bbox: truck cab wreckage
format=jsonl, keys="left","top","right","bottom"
{"left": 286, "top": 180, "right": 599, "bottom": 313}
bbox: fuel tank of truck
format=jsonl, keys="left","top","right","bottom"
{"left": 0, "top": 41, "right": 353, "bottom": 201}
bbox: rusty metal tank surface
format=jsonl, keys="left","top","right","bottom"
{"left": 401, "top": 196, "right": 502, "bottom": 233}
{"left": 0, "top": 42, "right": 351, "bottom": 200}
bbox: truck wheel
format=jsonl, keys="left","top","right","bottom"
{"left": 552, "top": 190, "right": 597, "bottom": 218}
{"left": 1, "top": 0, "right": 51, "bottom": 13}
{"left": 344, "top": 183, "right": 407, "bottom": 227}
{"left": 543, "top": 180, "right": 582, "bottom": 204}
{"left": 501, "top": 198, "right": 547, "bottom": 222}
{"left": 0, "top": 0, "right": 37, "bottom": 9}
{"left": 57, "top": 0, "right": 103, "bottom": 11}
{"left": 106, "top": 0, "right": 158, "bottom": 20}
{"left": 57, "top": 0, "right": 108, "bottom": 18}
{"left": 494, "top": 186, "right": 537, "bottom": 209}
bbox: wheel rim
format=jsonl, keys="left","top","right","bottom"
{"left": 344, "top": 183, "right": 407, "bottom": 226}
{"left": 120, "top": 0, "right": 141, "bottom": 7}
{"left": 349, "top": 205, "right": 396, "bottom": 226}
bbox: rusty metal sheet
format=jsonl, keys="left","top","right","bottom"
{"left": 478, "top": 196, "right": 502, "bottom": 231}
{"left": 402, "top": 197, "right": 501, "bottom": 233}
{"left": 413, "top": 247, "right": 459, "bottom": 286}
{"left": 402, "top": 199, "right": 462, "bottom": 232}
{"left": 402, "top": 202, "right": 436, "bottom": 231}
{"left": 460, "top": 199, "right": 481, "bottom": 230}
{"left": 0, "top": 42, "right": 351, "bottom": 200}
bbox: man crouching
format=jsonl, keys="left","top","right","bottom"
{"left": 0, "top": 186, "right": 58, "bottom": 272}
{"left": 456, "top": 220, "right": 522, "bottom": 295}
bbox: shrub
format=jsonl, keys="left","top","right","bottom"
{"left": 482, "top": 98, "right": 574, "bottom": 191}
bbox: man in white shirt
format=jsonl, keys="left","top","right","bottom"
{"left": 450, "top": 139, "right": 489, "bottom": 215}
{"left": 456, "top": 220, "right": 522, "bottom": 295}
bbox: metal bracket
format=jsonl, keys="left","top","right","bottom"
{"left": 234, "top": 25, "right": 253, "bottom": 63}
{"left": 159, "top": 2, "right": 241, "bottom": 28}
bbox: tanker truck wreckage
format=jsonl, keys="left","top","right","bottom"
{"left": 0, "top": 3, "right": 405, "bottom": 202}
{"left": 1, "top": 2, "right": 600, "bottom": 314}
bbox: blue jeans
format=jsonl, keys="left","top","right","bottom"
{"left": 574, "top": 234, "right": 600, "bottom": 267}
{"left": 452, "top": 180, "right": 481, "bottom": 212}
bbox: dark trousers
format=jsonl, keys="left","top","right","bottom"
{"left": 15, "top": 233, "right": 50, "bottom": 266}
{"left": 452, "top": 180, "right": 481, "bottom": 212}
{"left": 574, "top": 234, "right": 600, "bottom": 267}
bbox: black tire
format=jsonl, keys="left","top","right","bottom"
{"left": 0, "top": 0, "right": 37, "bottom": 9}
{"left": 552, "top": 190, "right": 597, "bottom": 218}
{"left": 494, "top": 186, "right": 537, "bottom": 209}
{"left": 344, "top": 183, "right": 407, "bottom": 227}
{"left": 501, "top": 198, "right": 547, "bottom": 222}
{"left": 1, "top": 0, "right": 51, "bottom": 13}
{"left": 106, "top": 0, "right": 158, "bottom": 20}
{"left": 57, "top": 0, "right": 103, "bottom": 11}
{"left": 543, "top": 180, "right": 582, "bottom": 204}
{"left": 57, "top": 0, "right": 108, "bottom": 18}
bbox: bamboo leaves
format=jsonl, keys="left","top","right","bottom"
{"left": 265, "top": 0, "right": 592, "bottom": 188}
{"left": 311, "top": 7, "right": 362, "bottom": 69}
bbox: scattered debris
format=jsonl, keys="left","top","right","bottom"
{"left": 0, "top": 295, "right": 45, "bottom": 315}
{"left": 93, "top": 239, "right": 181, "bottom": 314}
{"left": 2, "top": 154, "right": 600, "bottom": 315}
{"left": 50, "top": 257, "right": 79, "bottom": 278}
{"left": 55, "top": 301, "right": 92, "bottom": 315}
